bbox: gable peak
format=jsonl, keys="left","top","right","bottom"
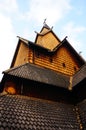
{"left": 43, "top": 19, "right": 52, "bottom": 30}
{"left": 43, "top": 23, "right": 51, "bottom": 30}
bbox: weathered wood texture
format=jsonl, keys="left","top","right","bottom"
{"left": 28, "top": 45, "right": 80, "bottom": 76}
{"left": 13, "top": 40, "right": 81, "bottom": 76}
{"left": 28, "top": 48, "right": 34, "bottom": 63}
{"left": 13, "top": 42, "right": 29, "bottom": 67}
{"left": 36, "top": 28, "right": 60, "bottom": 50}
{"left": 41, "top": 28, "right": 49, "bottom": 34}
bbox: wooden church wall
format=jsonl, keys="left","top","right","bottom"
{"left": 13, "top": 41, "right": 29, "bottom": 67}
{"left": 36, "top": 32, "right": 60, "bottom": 50}
{"left": 54, "top": 45, "right": 80, "bottom": 75}
{"left": 28, "top": 48, "right": 34, "bottom": 63}
{"left": 32, "top": 45, "right": 80, "bottom": 76}
{"left": 40, "top": 28, "right": 49, "bottom": 34}
{"left": 12, "top": 41, "right": 81, "bottom": 76}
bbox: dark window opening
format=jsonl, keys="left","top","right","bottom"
{"left": 36, "top": 52, "right": 40, "bottom": 58}
{"left": 74, "top": 66, "right": 77, "bottom": 71}
{"left": 50, "top": 58, "right": 53, "bottom": 63}
{"left": 24, "top": 58, "right": 26, "bottom": 61}
{"left": 62, "top": 63, "right": 66, "bottom": 68}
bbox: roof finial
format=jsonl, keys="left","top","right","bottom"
{"left": 43, "top": 19, "right": 51, "bottom": 30}
{"left": 43, "top": 18, "right": 47, "bottom": 25}
{"left": 79, "top": 51, "right": 82, "bottom": 55}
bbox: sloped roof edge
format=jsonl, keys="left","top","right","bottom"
{"left": 61, "top": 38, "right": 85, "bottom": 64}
{"left": 3, "top": 63, "right": 70, "bottom": 89}
{"left": 17, "top": 36, "right": 29, "bottom": 45}
{"left": 10, "top": 36, "right": 30, "bottom": 68}
{"left": 17, "top": 36, "right": 85, "bottom": 65}
{"left": 35, "top": 24, "right": 61, "bottom": 43}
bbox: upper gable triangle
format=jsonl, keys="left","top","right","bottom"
{"left": 40, "top": 23, "right": 51, "bottom": 34}
{"left": 35, "top": 23, "right": 61, "bottom": 50}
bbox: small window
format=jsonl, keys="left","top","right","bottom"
{"left": 62, "top": 63, "right": 66, "bottom": 68}
{"left": 24, "top": 58, "right": 26, "bottom": 61}
{"left": 50, "top": 58, "right": 53, "bottom": 63}
{"left": 74, "top": 66, "right": 77, "bottom": 71}
{"left": 36, "top": 52, "right": 40, "bottom": 58}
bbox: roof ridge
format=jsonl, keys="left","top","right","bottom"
{"left": 17, "top": 36, "right": 29, "bottom": 41}
{"left": 62, "top": 38, "right": 85, "bottom": 64}
{"left": 43, "top": 23, "right": 51, "bottom": 29}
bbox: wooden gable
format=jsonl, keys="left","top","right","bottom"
{"left": 10, "top": 25, "right": 85, "bottom": 76}
{"left": 33, "top": 44, "right": 84, "bottom": 76}
{"left": 11, "top": 37, "right": 85, "bottom": 76}
{"left": 11, "top": 37, "right": 29, "bottom": 68}
{"left": 35, "top": 24, "right": 60, "bottom": 50}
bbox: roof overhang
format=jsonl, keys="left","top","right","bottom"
{"left": 3, "top": 63, "right": 70, "bottom": 89}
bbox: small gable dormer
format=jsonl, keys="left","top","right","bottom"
{"left": 35, "top": 23, "right": 61, "bottom": 50}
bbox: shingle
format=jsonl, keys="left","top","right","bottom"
{"left": 77, "top": 99, "right": 86, "bottom": 129}
{"left": 3, "top": 63, "right": 70, "bottom": 89}
{"left": 0, "top": 94, "right": 80, "bottom": 130}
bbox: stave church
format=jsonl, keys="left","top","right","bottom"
{"left": 0, "top": 22, "right": 86, "bottom": 130}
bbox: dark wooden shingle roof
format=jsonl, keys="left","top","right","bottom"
{"left": 77, "top": 99, "right": 86, "bottom": 129}
{"left": 3, "top": 63, "right": 70, "bottom": 89}
{"left": 0, "top": 94, "right": 80, "bottom": 130}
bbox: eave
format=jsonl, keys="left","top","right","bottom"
{"left": 3, "top": 63, "right": 70, "bottom": 89}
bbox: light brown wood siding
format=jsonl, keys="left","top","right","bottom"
{"left": 12, "top": 41, "right": 81, "bottom": 76}
{"left": 28, "top": 48, "right": 34, "bottom": 63}
{"left": 13, "top": 42, "right": 29, "bottom": 67}
{"left": 12, "top": 39, "right": 81, "bottom": 76}
{"left": 40, "top": 28, "right": 49, "bottom": 34}
{"left": 36, "top": 28, "right": 60, "bottom": 50}
{"left": 33, "top": 45, "right": 80, "bottom": 76}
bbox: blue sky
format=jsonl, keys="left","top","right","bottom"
{"left": 0, "top": 0, "right": 86, "bottom": 79}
